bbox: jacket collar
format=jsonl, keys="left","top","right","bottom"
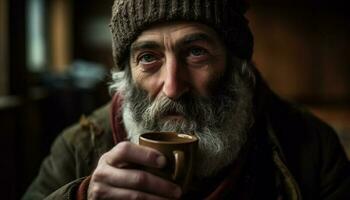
{"left": 254, "top": 72, "right": 302, "bottom": 200}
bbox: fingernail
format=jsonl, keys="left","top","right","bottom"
{"left": 156, "top": 155, "right": 166, "bottom": 167}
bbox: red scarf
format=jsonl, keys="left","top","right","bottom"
{"left": 110, "top": 93, "right": 127, "bottom": 143}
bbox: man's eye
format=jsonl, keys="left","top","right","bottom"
{"left": 139, "top": 54, "right": 157, "bottom": 64}
{"left": 189, "top": 47, "right": 207, "bottom": 57}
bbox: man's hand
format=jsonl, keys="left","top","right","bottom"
{"left": 88, "top": 141, "right": 182, "bottom": 199}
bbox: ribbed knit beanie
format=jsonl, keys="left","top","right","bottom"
{"left": 110, "top": 0, "right": 253, "bottom": 70}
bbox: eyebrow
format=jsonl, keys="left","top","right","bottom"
{"left": 130, "top": 41, "right": 161, "bottom": 54}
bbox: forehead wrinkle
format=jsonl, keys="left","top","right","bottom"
{"left": 133, "top": 32, "right": 179, "bottom": 54}
{"left": 176, "top": 32, "right": 217, "bottom": 49}
{"left": 149, "top": 32, "right": 216, "bottom": 54}
{"left": 131, "top": 22, "right": 225, "bottom": 56}
{"left": 182, "top": 33, "right": 213, "bottom": 44}
{"left": 131, "top": 41, "right": 161, "bottom": 52}
{"left": 163, "top": 33, "right": 176, "bottom": 53}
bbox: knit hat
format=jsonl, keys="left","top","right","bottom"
{"left": 110, "top": 0, "right": 253, "bottom": 70}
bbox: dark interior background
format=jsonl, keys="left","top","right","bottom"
{"left": 0, "top": 0, "right": 349, "bottom": 199}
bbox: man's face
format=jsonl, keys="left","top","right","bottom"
{"left": 116, "top": 21, "right": 254, "bottom": 177}
{"left": 129, "top": 22, "right": 227, "bottom": 113}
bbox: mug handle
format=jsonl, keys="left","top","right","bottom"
{"left": 172, "top": 150, "right": 185, "bottom": 181}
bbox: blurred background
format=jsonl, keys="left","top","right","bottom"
{"left": 0, "top": 0, "right": 349, "bottom": 199}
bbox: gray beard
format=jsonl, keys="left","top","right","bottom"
{"left": 109, "top": 58, "right": 255, "bottom": 178}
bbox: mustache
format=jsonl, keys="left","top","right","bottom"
{"left": 127, "top": 84, "right": 218, "bottom": 129}
{"left": 143, "top": 95, "right": 187, "bottom": 119}
{"left": 144, "top": 93, "right": 210, "bottom": 118}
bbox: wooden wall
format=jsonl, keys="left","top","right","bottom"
{"left": 247, "top": 2, "right": 350, "bottom": 157}
{"left": 248, "top": 3, "right": 350, "bottom": 102}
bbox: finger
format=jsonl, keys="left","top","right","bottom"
{"left": 93, "top": 164, "right": 182, "bottom": 199}
{"left": 104, "top": 141, "right": 166, "bottom": 168}
{"left": 109, "top": 188, "right": 175, "bottom": 200}
{"left": 89, "top": 182, "right": 174, "bottom": 200}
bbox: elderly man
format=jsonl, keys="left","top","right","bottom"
{"left": 23, "top": 0, "right": 350, "bottom": 199}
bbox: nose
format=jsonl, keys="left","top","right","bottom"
{"left": 162, "top": 55, "right": 189, "bottom": 99}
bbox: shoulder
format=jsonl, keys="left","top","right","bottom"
{"left": 264, "top": 91, "right": 350, "bottom": 197}
{"left": 61, "top": 103, "right": 111, "bottom": 144}
{"left": 56, "top": 103, "right": 114, "bottom": 164}
{"left": 266, "top": 93, "right": 339, "bottom": 153}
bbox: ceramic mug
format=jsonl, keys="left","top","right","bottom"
{"left": 139, "top": 132, "right": 198, "bottom": 192}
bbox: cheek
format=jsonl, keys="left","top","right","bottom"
{"left": 190, "top": 63, "right": 226, "bottom": 96}
{"left": 131, "top": 69, "right": 162, "bottom": 99}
